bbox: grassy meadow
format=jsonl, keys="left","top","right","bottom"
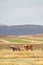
{"left": 0, "top": 34, "right": 43, "bottom": 65}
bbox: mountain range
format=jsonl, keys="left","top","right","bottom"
{"left": 0, "top": 25, "right": 43, "bottom": 36}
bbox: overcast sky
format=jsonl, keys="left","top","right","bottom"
{"left": 0, "top": 0, "right": 43, "bottom": 25}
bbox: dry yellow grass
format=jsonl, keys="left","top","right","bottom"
{"left": 0, "top": 58, "right": 43, "bottom": 65}
{"left": 0, "top": 49, "right": 43, "bottom": 58}
{"left": 0, "top": 34, "right": 43, "bottom": 65}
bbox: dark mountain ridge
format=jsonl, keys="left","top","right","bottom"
{"left": 0, "top": 25, "right": 43, "bottom": 36}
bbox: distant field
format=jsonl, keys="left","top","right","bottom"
{"left": 0, "top": 34, "right": 43, "bottom": 44}
{"left": 4, "top": 38, "right": 43, "bottom": 43}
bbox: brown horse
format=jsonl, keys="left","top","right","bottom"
{"left": 24, "top": 45, "right": 33, "bottom": 51}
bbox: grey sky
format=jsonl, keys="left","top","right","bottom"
{"left": 0, "top": 0, "right": 43, "bottom": 25}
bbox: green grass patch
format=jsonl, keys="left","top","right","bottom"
{"left": 6, "top": 39, "right": 29, "bottom": 43}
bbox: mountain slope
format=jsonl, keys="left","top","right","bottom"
{"left": 0, "top": 25, "right": 43, "bottom": 36}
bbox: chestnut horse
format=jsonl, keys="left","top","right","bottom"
{"left": 24, "top": 45, "right": 33, "bottom": 51}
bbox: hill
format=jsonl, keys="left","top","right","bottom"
{"left": 0, "top": 25, "right": 43, "bottom": 36}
